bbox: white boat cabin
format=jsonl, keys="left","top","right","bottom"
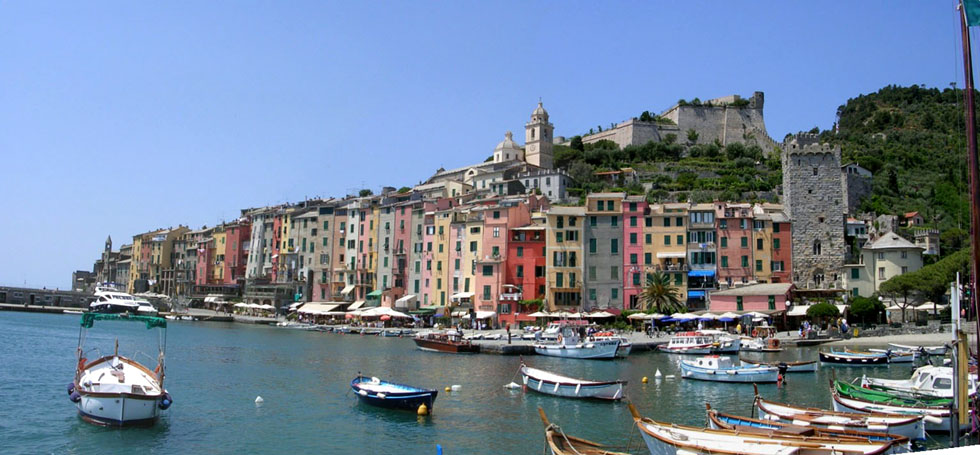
{"left": 690, "top": 356, "right": 733, "bottom": 370}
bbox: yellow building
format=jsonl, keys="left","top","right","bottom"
{"left": 545, "top": 206, "right": 584, "bottom": 310}
{"left": 211, "top": 228, "right": 227, "bottom": 283}
{"left": 432, "top": 209, "right": 454, "bottom": 307}
{"left": 642, "top": 203, "right": 688, "bottom": 309}
{"left": 751, "top": 212, "right": 775, "bottom": 283}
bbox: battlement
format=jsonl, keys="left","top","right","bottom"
{"left": 784, "top": 137, "right": 839, "bottom": 157}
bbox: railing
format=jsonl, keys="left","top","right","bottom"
{"left": 500, "top": 292, "right": 522, "bottom": 301}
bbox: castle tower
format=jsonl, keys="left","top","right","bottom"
{"left": 782, "top": 133, "right": 845, "bottom": 289}
{"left": 525, "top": 102, "right": 554, "bottom": 169}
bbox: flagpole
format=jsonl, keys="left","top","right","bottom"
{"left": 958, "top": 0, "right": 980, "bottom": 439}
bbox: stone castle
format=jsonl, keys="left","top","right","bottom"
{"left": 578, "top": 91, "right": 779, "bottom": 154}
{"left": 781, "top": 133, "right": 845, "bottom": 289}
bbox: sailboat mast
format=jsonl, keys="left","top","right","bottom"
{"left": 957, "top": 0, "right": 980, "bottom": 430}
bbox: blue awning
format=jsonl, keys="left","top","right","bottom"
{"left": 687, "top": 290, "right": 706, "bottom": 298}
{"left": 688, "top": 270, "right": 715, "bottom": 277}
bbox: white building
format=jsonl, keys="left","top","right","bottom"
{"left": 842, "top": 233, "right": 924, "bottom": 298}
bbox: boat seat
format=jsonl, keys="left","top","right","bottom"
{"left": 732, "top": 424, "right": 815, "bottom": 437}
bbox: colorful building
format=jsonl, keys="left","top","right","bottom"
{"left": 622, "top": 195, "right": 647, "bottom": 309}
{"left": 545, "top": 206, "right": 584, "bottom": 310}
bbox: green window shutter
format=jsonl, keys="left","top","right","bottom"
{"left": 664, "top": 235, "right": 670, "bottom": 245}
{"left": 755, "top": 260, "right": 762, "bottom": 272}
{"left": 768, "top": 295, "right": 775, "bottom": 310}
{"left": 741, "top": 256, "right": 748, "bottom": 267}
{"left": 740, "top": 237, "right": 747, "bottom": 248}
{"left": 720, "top": 237, "right": 727, "bottom": 248}
{"left": 736, "top": 296, "right": 743, "bottom": 311}
{"left": 851, "top": 268, "right": 859, "bottom": 279}
{"left": 721, "top": 256, "right": 728, "bottom": 268}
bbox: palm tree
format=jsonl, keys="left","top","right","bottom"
{"left": 640, "top": 271, "right": 685, "bottom": 314}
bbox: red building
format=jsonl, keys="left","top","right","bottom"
{"left": 716, "top": 203, "right": 754, "bottom": 287}
{"left": 222, "top": 220, "right": 251, "bottom": 285}
{"left": 708, "top": 283, "right": 794, "bottom": 315}
{"left": 771, "top": 216, "right": 792, "bottom": 283}
{"left": 500, "top": 224, "right": 546, "bottom": 327}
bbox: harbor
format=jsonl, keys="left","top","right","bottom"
{"left": 1, "top": 310, "right": 976, "bottom": 454}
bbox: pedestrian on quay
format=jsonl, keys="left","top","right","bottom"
{"left": 506, "top": 324, "right": 511, "bottom": 344}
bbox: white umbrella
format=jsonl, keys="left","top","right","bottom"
{"left": 627, "top": 313, "right": 651, "bottom": 320}
{"left": 233, "top": 303, "right": 248, "bottom": 308}
{"left": 586, "top": 311, "right": 616, "bottom": 318}
{"left": 745, "top": 311, "right": 768, "bottom": 318}
{"left": 650, "top": 313, "right": 667, "bottom": 319}
{"left": 698, "top": 312, "right": 719, "bottom": 320}
{"left": 260, "top": 304, "right": 276, "bottom": 310}
{"left": 527, "top": 311, "right": 550, "bottom": 318}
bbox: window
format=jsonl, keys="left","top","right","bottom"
{"left": 454, "top": 258, "right": 460, "bottom": 270}
{"left": 610, "top": 239, "right": 618, "bottom": 254}
{"left": 773, "top": 238, "right": 780, "bottom": 249}
{"left": 756, "top": 260, "right": 763, "bottom": 272}
{"left": 556, "top": 216, "right": 564, "bottom": 229}
{"left": 645, "top": 233, "right": 652, "bottom": 244}
{"left": 630, "top": 216, "right": 637, "bottom": 227}
{"left": 610, "top": 266, "right": 618, "bottom": 279}
{"left": 596, "top": 200, "right": 604, "bottom": 211}
{"left": 517, "top": 246, "right": 524, "bottom": 257}
{"left": 493, "top": 227, "right": 500, "bottom": 238}
{"left": 589, "top": 288, "right": 596, "bottom": 300}
{"left": 645, "top": 217, "right": 652, "bottom": 227}
{"left": 901, "top": 266, "right": 908, "bottom": 274}
{"left": 493, "top": 210, "right": 500, "bottom": 219}
{"left": 851, "top": 268, "right": 859, "bottom": 279}
{"left": 768, "top": 295, "right": 776, "bottom": 310}
{"left": 590, "top": 216, "right": 597, "bottom": 227}
{"left": 773, "top": 223, "right": 780, "bottom": 233}
{"left": 664, "top": 235, "right": 671, "bottom": 246}
{"left": 720, "top": 237, "right": 727, "bottom": 248}
{"left": 630, "top": 253, "right": 638, "bottom": 265}
{"left": 470, "top": 241, "right": 477, "bottom": 252}
{"left": 741, "top": 256, "right": 748, "bottom": 267}
{"left": 674, "top": 273, "right": 682, "bottom": 285}
{"left": 663, "top": 217, "right": 671, "bottom": 227}
{"left": 719, "top": 219, "right": 727, "bottom": 229}
{"left": 516, "top": 265, "right": 524, "bottom": 277}
{"left": 901, "top": 251, "right": 908, "bottom": 259}
{"left": 589, "top": 238, "right": 597, "bottom": 253}
{"left": 611, "top": 288, "right": 618, "bottom": 300}
{"left": 852, "top": 288, "right": 859, "bottom": 297}
{"left": 677, "top": 235, "right": 683, "bottom": 245}
{"left": 480, "top": 265, "right": 493, "bottom": 276}
{"left": 813, "top": 240, "right": 822, "bottom": 255}
{"left": 736, "top": 296, "right": 743, "bottom": 311}
{"left": 878, "top": 267, "right": 886, "bottom": 280}
{"left": 629, "top": 202, "right": 637, "bottom": 211}
{"left": 556, "top": 232, "right": 564, "bottom": 243}
{"left": 644, "top": 253, "right": 652, "bottom": 265}
{"left": 438, "top": 244, "right": 443, "bottom": 253}
{"left": 556, "top": 273, "right": 564, "bottom": 288}
{"left": 740, "top": 236, "right": 748, "bottom": 248}
{"left": 721, "top": 256, "right": 728, "bottom": 268}
{"left": 569, "top": 217, "right": 577, "bottom": 227}
{"left": 535, "top": 266, "right": 545, "bottom": 278}
{"left": 757, "top": 238, "right": 763, "bottom": 250}
{"left": 609, "top": 216, "right": 618, "bottom": 227}
{"left": 630, "top": 232, "right": 637, "bottom": 244}
{"left": 813, "top": 167, "right": 818, "bottom": 176}
{"left": 632, "top": 273, "right": 640, "bottom": 286}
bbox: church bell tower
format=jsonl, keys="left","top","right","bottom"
{"left": 525, "top": 101, "right": 554, "bottom": 169}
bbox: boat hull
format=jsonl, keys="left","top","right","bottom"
{"left": 680, "top": 362, "right": 778, "bottom": 383}
{"left": 350, "top": 377, "right": 437, "bottom": 412}
{"left": 76, "top": 393, "right": 161, "bottom": 426}
{"left": 413, "top": 338, "right": 479, "bottom": 353}
{"left": 820, "top": 351, "right": 888, "bottom": 365}
{"left": 520, "top": 367, "right": 625, "bottom": 400}
{"left": 831, "top": 393, "right": 960, "bottom": 433}
{"left": 756, "top": 399, "right": 925, "bottom": 442}
{"left": 740, "top": 358, "right": 818, "bottom": 373}
{"left": 534, "top": 339, "right": 620, "bottom": 359}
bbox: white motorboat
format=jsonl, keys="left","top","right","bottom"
{"left": 590, "top": 333, "right": 632, "bottom": 357}
{"left": 739, "top": 336, "right": 783, "bottom": 352}
{"left": 658, "top": 330, "right": 740, "bottom": 355}
{"left": 69, "top": 313, "right": 171, "bottom": 426}
{"left": 133, "top": 296, "right": 158, "bottom": 316}
{"left": 754, "top": 391, "right": 926, "bottom": 442}
{"left": 533, "top": 324, "right": 620, "bottom": 359}
{"left": 90, "top": 290, "right": 141, "bottom": 314}
{"left": 888, "top": 343, "right": 948, "bottom": 356}
{"left": 680, "top": 355, "right": 779, "bottom": 383}
{"left": 629, "top": 404, "right": 907, "bottom": 455}
{"left": 861, "top": 365, "right": 978, "bottom": 400}
{"left": 519, "top": 362, "right": 626, "bottom": 400}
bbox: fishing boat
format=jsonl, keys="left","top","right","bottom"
{"left": 533, "top": 324, "right": 620, "bottom": 360}
{"left": 705, "top": 404, "right": 912, "bottom": 452}
{"left": 753, "top": 387, "right": 926, "bottom": 442}
{"left": 69, "top": 313, "right": 172, "bottom": 426}
{"left": 519, "top": 362, "right": 626, "bottom": 400}
{"left": 590, "top": 332, "right": 632, "bottom": 357}
{"left": 538, "top": 408, "right": 630, "bottom": 455}
{"left": 887, "top": 343, "right": 948, "bottom": 356}
{"left": 658, "top": 330, "right": 740, "bottom": 355}
{"left": 739, "top": 357, "right": 818, "bottom": 373}
{"left": 350, "top": 375, "right": 437, "bottom": 412}
{"left": 413, "top": 331, "right": 480, "bottom": 353}
{"left": 860, "top": 348, "right": 915, "bottom": 363}
{"left": 831, "top": 380, "right": 960, "bottom": 432}
{"left": 680, "top": 355, "right": 778, "bottom": 383}
{"left": 740, "top": 336, "right": 783, "bottom": 352}
{"left": 860, "top": 365, "right": 979, "bottom": 399}
{"left": 628, "top": 404, "right": 905, "bottom": 455}
{"left": 819, "top": 349, "right": 889, "bottom": 365}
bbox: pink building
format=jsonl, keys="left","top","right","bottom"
{"left": 716, "top": 203, "right": 754, "bottom": 287}
{"left": 475, "top": 203, "right": 532, "bottom": 318}
{"left": 622, "top": 195, "right": 647, "bottom": 309}
{"left": 195, "top": 237, "right": 214, "bottom": 286}
{"left": 708, "top": 283, "right": 794, "bottom": 314}
{"left": 222, "top": 220, "right": 251, "bottom": 285}
{"left": 421, "top": 209, "right": 436, "bottom": 306}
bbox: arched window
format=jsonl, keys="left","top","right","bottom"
{"left": 813, "top": 240, "right": 822, "bottom": 255}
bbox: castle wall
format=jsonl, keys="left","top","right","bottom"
{"left": 782, "top": 136, "right": 845, "bottom": 289}
{"left": 580, "top": 119, "right": 662, "bottom": 149}
{"left": 842, "top": 169, "right": 872, "bottom": 215}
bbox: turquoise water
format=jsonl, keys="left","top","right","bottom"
{"left": 0, "top": 312, "right": 969, "bottom": 454}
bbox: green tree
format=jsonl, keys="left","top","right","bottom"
{"left": 878, "top": 272, "right": 922, "bottom": 323}
{"left": 358, "top": 189, "right": 373, "bottom": 197}
{"left": 569, "top": 135, "right": 584, "bottom": 151}
{"left": 806, "top": 302, "right": 840, "bottom": 327}
{"left": 397, "top": 186, "right": 411, "bottom": 193}
{"left": 687, "top": 129, "right": 699, "bottom": 144}
{"left": 848, "top": 296, "right": 884, "bottom": 324}
{"left": 640, "top": 271, "right": 684, "bottom": 314}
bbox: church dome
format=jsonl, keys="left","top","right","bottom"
{"left": 531, "top": 102, "right": 549, "bottom": 121}
{"left": 493, "top": 131, "right": 524, "bottom": 162}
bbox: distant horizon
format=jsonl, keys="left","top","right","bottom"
{"left": 0, "top": 1, "right": 968, "bottom": 288}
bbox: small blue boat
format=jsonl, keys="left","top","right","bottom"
{"left": 350, "top": 375, "right": 437, "bottom": 412}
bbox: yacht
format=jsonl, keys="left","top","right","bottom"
{"left": 90, "top": 290, "right": 141, "bottom": 314}
{"left": 659, "top": 330, "right": 741, "bottom": 354}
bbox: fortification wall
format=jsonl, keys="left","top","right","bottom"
{"left": 580, "top": 119, "right": 662, "bottom": 149}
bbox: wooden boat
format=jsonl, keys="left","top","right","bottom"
{"left": 538, "top": 408, "right": 630, "bottom": 455}
{"left": 860, "top": 365, "right": 978, "bottom": 399}
{"left": 834, "top": 380, "right": 950, "bottom": 407}
{"left": 680, "top": 355, "right": 778, "bottom": 383}
{"left": 739, "top": 357, "right": 818, "bottom": 373}
{"left": 831, "top": 381, "right": 959, "bottom": 432}
{"left": 628, "top": 404, "right": 905, "bottom": 455}
{"left": 753, "top": 386, "right": 926, "bottom": 442}
{"left": 413, "top": 331, "right": 480, "bottom": 353}
{"left": 819, "top": 349, "right": 888, "bottom": 365}
{"left": 70, "top": 313, "right": 172, "bottom": 427}
{"left": 861, "top": 349, "right": 915, "bottom": 363}
{"left": 705, "top": 404, "right": 912, "bottom": 452}
{"left": 520, "top": 362, "right": 626, "bottom": 400}
{"left": 659, "top": 330, "right": 740, "bottom": 355}
{"left": 534, "top": 324, "right": 620, "bottom": 359}
{"left": 350, "top": 375, "right": 437, "bottom": 412}
{"left": 887, "top": 343, "right": 948, "bottom": 356}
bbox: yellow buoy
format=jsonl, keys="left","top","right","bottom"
{"left": 445, "top": 386, "right": 451, "bottom": 392}
{"left": 642, "top": 376, "right": 648, "bottom": 383}
{"left": 417, "top": 403, "right": 429, "bottom": 416}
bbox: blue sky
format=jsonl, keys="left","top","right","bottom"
{"left": 0, "top": 1, "right": 969, "bottom": 288}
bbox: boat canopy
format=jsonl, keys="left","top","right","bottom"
{"left": 80, "top": 313, "right": 167, "bottom": 329}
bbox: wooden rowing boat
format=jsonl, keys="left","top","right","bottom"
{"left": 538, "top": 408, "right": 629, "bottom": 455}
{"left": 739, "top": 356, "right": 818, "bottom": 373}
{"left": 520, "top": 363, "right": 626, "bottom": 400}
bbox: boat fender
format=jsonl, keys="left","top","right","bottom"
{"left": 66, "top": 382, "right": 75, "bottom": 396}
{"left": 574, "top": 384, "right": 581, "bottom": 395}
{"left": 69, "top": 391, "right": 80, "bottom": 403}
{"left": 553, "top": 382, "right": 560, "bottom": 393}
{"left": 377, "top": 392, "right": 386, "bottom": 399}
{"left": 158, "top": 392, "right": 172, "bottom": 410}
{"left": 358, "top": 390, "right": 368, "bottom": 396}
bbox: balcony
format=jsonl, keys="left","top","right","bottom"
{"left": 652, "top": 264, "right": 689, "bottom": 272}
{"left": 688, "top": 242, "right": 716, "bottom": 250}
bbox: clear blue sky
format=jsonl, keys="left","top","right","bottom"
{"left": 0, "top": 1, "right": 970, "bottom": 289}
